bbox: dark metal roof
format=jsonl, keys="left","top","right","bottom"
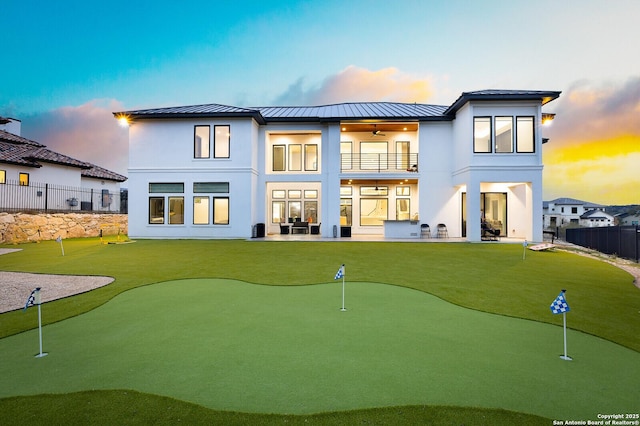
{"left": 114, "top": 90, "right": 560, "bottom": 123}
{"left": 444, "top": 90, "right": 561, "bottom": 115}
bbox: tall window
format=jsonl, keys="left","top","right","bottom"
{"left": 193, "top": 197, "right": 210, "bottom": 224}
{"left": 149, "top": 197, "right": 165, "bottom": 224}
{"left": 169, "top": 197, "right": 184, "bottom": 224}
{"left": 340, "top": 198, "right": 352, "bottom": 226}
{"left": 194, "top": 125, "right": 210, "bottom": 158}
{"left": 273, "top": 145, "right": 286, "bottom": 171}
{"left": 396, "top": 141, "right": 410, "bottom": 170}
{"left": 289, "top": 144, "right": 302, "bottom": 171}
{"left": 495, "top": 117, "right": 513, "bottom": 153}
{"left": 0, "top": 170, "right": 5, "bottom": 184}
{"left": 305, "top": 144, "right": 318, "bottom": 171}
{"left": 474, "top": 117, "right": 492, "bottom": 153}
{"left": 516, "top": 116, "right": 534, "bottom": 152}
{"left": 213, "top": 198, "right": 229, "bottom": 224}
{"left": 19, "top": 173, "right": 29, "bottom": 186}
{"left": 214, "top": 125, "right": 230, "bottom": 158}
{"left": 396, "top": 198, "right": 410, "bottom": 220}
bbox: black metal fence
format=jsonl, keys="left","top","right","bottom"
{"left": 0, "top": 179, "right": 127, "bottom": 214}
{"left": 566, "top": 226, "right": 640, "bottom": 263}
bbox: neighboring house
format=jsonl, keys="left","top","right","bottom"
{"left": 615, "top": 212, "right": 640, "bottom": 226}
{"left": 115, "top": 89, "right": 560, "bottom": 241}
{"left": 579, "top": 209, "right": 614, "bottom": 227}
{"left": 0, "top": 117, "right": 127, "bottom": 212}
{"left": 543, "top": 197, "right": 607, "bottom": 228}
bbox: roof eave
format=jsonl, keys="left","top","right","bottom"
{"left": 443, "top": 91, "right": 562, "bottom": 116}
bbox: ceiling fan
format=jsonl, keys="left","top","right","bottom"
{"left": 372, "top": 125, "right": 386, "bottom": 136}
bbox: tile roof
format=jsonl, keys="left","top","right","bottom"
{"left": 0, "top": 130, "right": 126, "bottom": 182}
{"left": 82, "top": 163, "right": 127, "bottom": 182}
{"left": 115, "top": 90, "right": 559, "bottom": 123}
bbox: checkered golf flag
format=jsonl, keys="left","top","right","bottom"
{"left": 550, "top": 291, "right": 570, "bottom": 314}
{"left": 334, "top": 264, "right": 344, "bottom": 280}
{"left": 23, "top": 288, "right": 39, "bottom": 312}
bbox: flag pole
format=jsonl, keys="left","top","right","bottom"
{"left": 34, "top": 289, "right": 47, "bottom": 358}
{"left": 522, "top": 240, "right": 528, "bottom": 260}
{"left": 560, "top": 311, "right": 571, "bottom": 361}
{"left": 341, "top": 273, "right": 346, "bottom": 311}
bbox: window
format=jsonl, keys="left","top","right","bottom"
{"left": 273, "top": 145, "right": 286, "bottom": 171}
{"left": 213, "top": 198, "right": 229, "bottom": 224}
{"left": 194, "top": 126, "right": 210, "bottom": 158}
{"left": 516, "top": 116, "right": 534, "bottom": 152}
{"left": 214, "top": 125, "right": 230, "bottom": 158}
{"left": 340, "top": 198, "right": 352, "bottom": 226}
{"left": 396, "top": 141, "right": 410, "bottom": 170}
{"left": 474, "top": 117, "right": 492, "bottom": 153}
{"left": 169, "top": 197, "right": 184, "bottom": 224}
{"left": 150, "top": 183, "right": 184, "bottom": 193}
{"left": 149, "top": 197, "right": 164, "bottom": 224}
{"left": 360, "top": 199, "right": 388, "bottom": 226}
{"left": 19, "top": 173, "right": 29, "bottom": 186}
{"left": 288, "top": 201, "right": 301, "bottom": 220}
{"left": 360, "top": 142, "right": 388, "bottom": 170}
{"left": 0, "top": 170, "right": 5, "bottom": 184}
{"left": 475, "top": 116, "right": 535, "bottom": 153}
{"left": 340, "top": 142, "right": 352, "bottom": 170}
{"left": 193, "top": 197, "right": 210, "bottom": 224}
{"left": 305, "top": 144, "right": 318, "bottom": 171}
{"left": 396, "top": 198, "right": 410, "bottom": 220}
{"left": 289, "top": 144, "right": 302, "bottom": 171}
{"left": 360, "top": 186, "right": 388, "bottom": 196}
{"left": 572, "top": 207, "right": 578, "bottom": 214}
{"left": 272, "top": 201, "right": 286, "bottom": 223}
{"left": 495, "top": 117, "right": 513, "bottom": 153}
{"left": 194, "top": 182, "right": 229, "bottom": 193}
{"left": 304, "top": 201, "right": 318, "bottom": 223}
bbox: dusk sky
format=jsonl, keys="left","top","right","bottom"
{"left": 2, "top": 0, "right": 639, "bottom": 205}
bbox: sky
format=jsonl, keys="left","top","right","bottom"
{"left": 2, "top": 0, "right": 639, "bottom": 205}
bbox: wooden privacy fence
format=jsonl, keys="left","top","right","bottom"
{"left": 566, "top": 226, "right": 640, "bottom": 263}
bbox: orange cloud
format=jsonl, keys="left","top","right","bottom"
{"left": 22, "top": 99, "right": 128, "bottom": 176}
{"left": 274, "top": 66, "right": 433, "bottom": 105}
{"left": 543, "top": 78, "right": 640, "bottom": 204}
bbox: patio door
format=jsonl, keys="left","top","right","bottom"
{"left": 481, "top": 193, "right": 507, "bottom": 236}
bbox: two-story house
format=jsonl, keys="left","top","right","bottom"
{"left": 115, "top": 89, "right": 560, "bottom": 242}
{"left": 542, "top": 197, "right": 607, "bottom": 229}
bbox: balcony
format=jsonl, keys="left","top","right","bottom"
{"left": 340, "top": 153, "right": 419, "bottom": 173}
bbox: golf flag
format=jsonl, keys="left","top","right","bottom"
{"left": 56, "top": 236, "right": 61, "bottom": 243}
{"left": 550, "top": 290, "right": 570, "bottom": 314}
{"left": 23, "top": 287, "right": 41, "bottom": 312}
{"left": 334, "top": 264, "right": 344, "bottom": 280}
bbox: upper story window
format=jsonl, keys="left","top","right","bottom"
{"left": 474, "top": 116, "right": 535, "bottom": 153}
{"left": 194, "top": 126, "right": 210, "bottom": 158}
{"left": 214, "top": 125, "right": 230, "bottom": 158}
{"left": 194, "top": 125, "right": 230, "bottom": 159}
{"left": 269, "top": 133, "right": 320, "bottom": 173}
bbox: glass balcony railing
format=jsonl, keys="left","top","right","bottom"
{"left": 340, "top": 153, "right": 419, "bottom": 173}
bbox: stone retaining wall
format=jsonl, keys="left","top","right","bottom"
{"left": 0, "top": 212, "right": 128, "bottom": 244}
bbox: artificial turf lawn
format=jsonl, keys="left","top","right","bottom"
{"left": 1, "top": 238, "right": 639, "bottom": 424}
{"left": 2, "top": 279, "right": 639, "bottom": 421}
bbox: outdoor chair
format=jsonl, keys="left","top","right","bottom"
{"left": 420, "top": 224, "right": 431, "bottom": 238}
{"left": 279, "top": 223, "right": 290, "bottom": 235}
{"left": 436, "top": 223, "right": 448, "bottom": 238}
{"left": 310, "top": 222, "right": 321, "bottom": 235}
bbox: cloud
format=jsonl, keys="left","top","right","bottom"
{"left": 546, "top": 76, "right": 640, "bottom": 146}
{"left": 21, "top": 99, "right": 128, "bottom": 177}
{"left": 543, "top": 77, "right": 640, "bottom": 204}
{"left": 273, "top": 66, "right": 434, "bottom": 105}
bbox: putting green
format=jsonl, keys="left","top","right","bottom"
{"left": 1, "top": 279, "right": 637, "bottom": 420}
